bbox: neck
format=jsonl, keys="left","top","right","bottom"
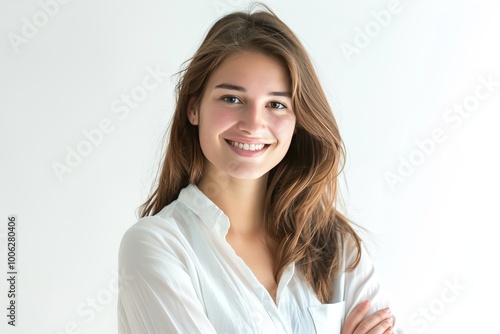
{"left": 197, "top": 172, "right": 268, "bottom": 237}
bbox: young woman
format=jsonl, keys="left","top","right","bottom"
{"left": 118, "top": 5, "right": 401, "bottom": 334}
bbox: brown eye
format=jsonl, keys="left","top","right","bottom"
{"left": 268, "top": 102, "right": 286, "bottom": 109}
{"left": 222, "top": 96, "right": 241, "bottom": 104}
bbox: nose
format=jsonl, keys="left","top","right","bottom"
{"left": 238, "top": 103, "right": 266, "bottom": 134}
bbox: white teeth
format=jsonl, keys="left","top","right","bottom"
{"left": 229, "top": 141, "right": 265, "bottom": 151}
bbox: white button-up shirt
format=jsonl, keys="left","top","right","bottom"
{"left": 118, "top": 184, "right": 401, "bottom": 333}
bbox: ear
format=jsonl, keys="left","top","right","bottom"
{"left": 187, "top": 97, "right": 199, "bottom": 125}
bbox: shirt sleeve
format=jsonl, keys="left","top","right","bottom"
{"left": 117, "top": 218, "right": 217, "bottom": 334}
{"left": 343, "top": 236, "right": 405, "bottom": 333}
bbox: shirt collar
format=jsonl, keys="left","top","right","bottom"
{"left": 178, "top": 184, "right": 297, "bottom": 291}
{"left": 177, "top": 184, "right": 230, "bottom": 237}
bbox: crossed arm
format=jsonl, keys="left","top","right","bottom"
{"left": 342, "top": 300, "right": 394, "bottom": 334}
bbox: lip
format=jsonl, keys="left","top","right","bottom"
{"left": 224, "top": 137, "right": 273, "bottom": 145}
{"left": 225, "top": 139, "right": 270, "bottom": 157}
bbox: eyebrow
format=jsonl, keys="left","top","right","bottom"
{"left": 214, "top": 83, "right": 291, "bottom": 98}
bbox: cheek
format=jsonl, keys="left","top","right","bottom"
{"left": 200, "top": 108, "right": 236, "bottom": 130}
{"left": 271, "top": 116, "right": 296, "bottom": 142}
{"left": 198, "top": 109, "right": 234, "bottom": 141}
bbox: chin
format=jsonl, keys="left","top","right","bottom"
{"left": 224, "top": 165, "right": 271, "bottom": 180}
{"left": 230, "top": 171, "right": 268, "bottom": 180}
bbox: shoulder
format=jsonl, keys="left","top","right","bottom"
{"left": 122, "top": 202, "right": 178, "bottom": 239}
{"left": 336, "top": 231, "right": 362, "bottom": 270}
{"left": 119, "top": 201, "right": 190, "bottom": 264}
{"left": 341, "top": 232, "right": 380, "bottom": 274}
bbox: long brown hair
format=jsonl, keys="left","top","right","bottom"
{"left": 140, "top": 4, "right": 361, "bottom": 303}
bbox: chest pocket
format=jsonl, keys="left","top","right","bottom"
{"left": 308, "top": 301, "right": 345, "bottom": 334}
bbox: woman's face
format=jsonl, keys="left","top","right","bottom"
{"left": 189, "top": 51, "right": 296, "bottom": 181}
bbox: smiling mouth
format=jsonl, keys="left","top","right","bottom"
{"left": 227, "top": 140, "right": 269, "bottom": 151}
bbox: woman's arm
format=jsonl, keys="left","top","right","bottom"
{"left": 341, "top": 237, "right": 403, "bottom": 333}
{"left": 117, "top": 219, "right": 217, "bottom": 334}
{"left": 342, "top": 300, "right": 394, "bottom": 334}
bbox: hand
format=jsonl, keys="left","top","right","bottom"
{"left": 341, "top": 300, "right": 394, "bottom": 334}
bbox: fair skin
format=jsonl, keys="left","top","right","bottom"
{"left": 188, "top": 50, "right": 394, "bottom": 333}
{"left": 189, "top": 51, "right": 291, "bottom": 300}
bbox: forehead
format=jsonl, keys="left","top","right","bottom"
{"left": 205, "top": 51, "right": 291, "bottom": 90}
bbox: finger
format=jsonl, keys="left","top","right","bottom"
{"left": 342, "top": 300, "right": 371, "bottom": 334}
{"left": 367, "top": 317, "right": 394, "bottom": 334}
{"left": 354, "top": 308, "right": 392, "bottom": 334}
{"left": 382, "top": 323, "right": 395, "bottom": 334}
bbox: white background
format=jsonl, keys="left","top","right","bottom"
{"left": 1, "top": 0, "right": 499, "bottom": 333}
